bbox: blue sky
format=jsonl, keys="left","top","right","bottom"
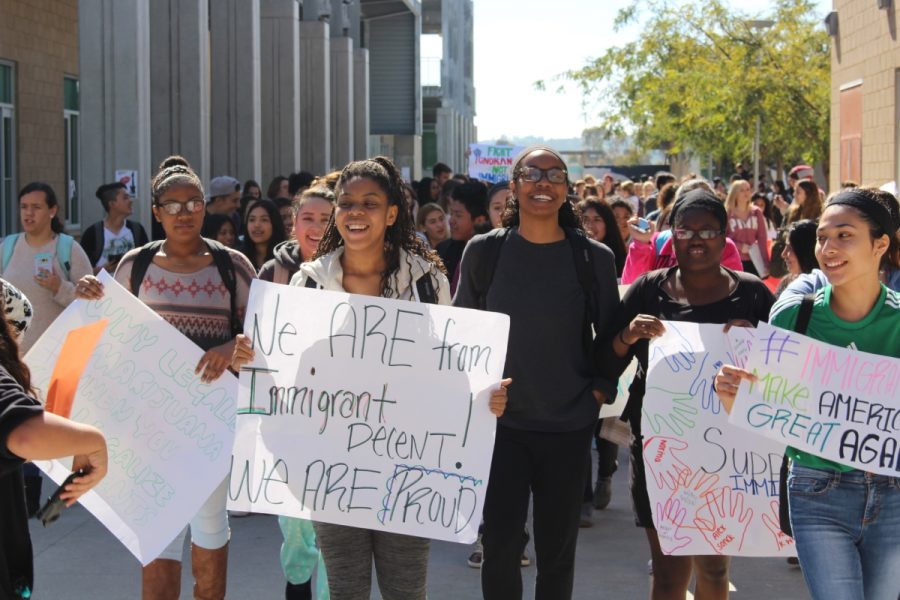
{"left": 470, "top": 0, "right": 833, "bottom": 141}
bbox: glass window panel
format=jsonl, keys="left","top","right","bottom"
{"left": 0, "top": 65, "right": 10, "bottom": 105}
{"left": 63, "top": 77, "right": 79, "bottom": 111}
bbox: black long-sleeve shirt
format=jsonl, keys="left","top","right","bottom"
{"left": 454, "top": 228, "right": 620, "bottom": 432}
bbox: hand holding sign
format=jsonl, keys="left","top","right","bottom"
{"left": 693, "top": 487, "right": 753, "bottom": 555}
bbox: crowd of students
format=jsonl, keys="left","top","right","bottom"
{"left": 0, "top": 148, "right": 897, "bottom": 600}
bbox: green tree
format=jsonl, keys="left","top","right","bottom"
{"left": 543, "top": 0, "right": 830, "bottom": 177}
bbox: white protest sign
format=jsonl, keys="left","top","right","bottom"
{"left": 644, "top": 322, "right": 794, "bottom": 557}
{"left": 26, "top": 270, "right": 237, "bottom": 565}
{"left": 467, "top": 143, "right": 524, "bottom": 183}
{"left": 227, "top": 280, "right": 510, "bottom": 544}
{"left": 730, "top": 321, "right": 900, "bottom": 477}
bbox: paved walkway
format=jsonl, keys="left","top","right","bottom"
{"left": 29, "top": 446, "right": 810, "bottom": 599}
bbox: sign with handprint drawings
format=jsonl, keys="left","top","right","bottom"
{"left": 643, "top": 321, "right": 795, "bottom": 556}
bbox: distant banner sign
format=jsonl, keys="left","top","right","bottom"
{"left": 467, "top": 144, "right": 524, "bottom": 183}
{"left": 644, "top": 322, "right": 794, "bottom": 557}
{"left": 27, "top": 270, "right": 237, "bottom": 565}
{"left": 227, "top": 280, "right": 510, "bottom": 544}
{"left": 730, "top": 322, "right": 900, "bottom": 477}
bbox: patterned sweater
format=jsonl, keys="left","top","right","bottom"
{"left": 114, "top": 247, "right": 256, "bottom": 350}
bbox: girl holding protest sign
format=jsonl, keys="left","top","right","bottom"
{"left": 453, "top": 146, "right": 620, "bottom": 600}
{"left": 602, "top": 189, "right": 774, "bottom": 600}
{"left": 232, "top": 156, "right": 508, "bottom": 600}
{"left": 1, "top": 294, "right": 108, "bottom": 600}
{"left": 716, "top": 187, "right": 900, "bottom": 600}
{"left": 76, "top": 156, "right": 256, "bottom": 600}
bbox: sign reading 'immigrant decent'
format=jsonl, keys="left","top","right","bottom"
{"left": 729, "top": 322, "right": 900, "bottom": 476}
{"left": 644, "top": 323, "right": 794, "bottom": 557}
{"left": 467, "top": 143, "right": 524, "bottom": 183}
{"left": 26, "top": 270, "right": 237, "bottom": 565}
{"left": 227, "top": 280, "right": 510, "bottom": 544}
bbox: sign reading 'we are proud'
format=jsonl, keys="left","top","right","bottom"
{"left": 228, "top": 280, "right": 510, "bottom": 544}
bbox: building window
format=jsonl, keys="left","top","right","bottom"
{"left": 64, "top": 77, "right": 80, "bottom": 228}
{"left": 0, "top": 62, "right": 15, "bottom": 236}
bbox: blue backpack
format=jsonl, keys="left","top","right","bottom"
{"left": 1, "top": 233, "right": 74, "bottom": 279}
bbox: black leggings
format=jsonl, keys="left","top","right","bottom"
{"left": 481, "top": 423, "right": 593, "bottom": 600}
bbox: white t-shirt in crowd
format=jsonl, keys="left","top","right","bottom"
{"left": 96, "top": 226, "right": 136, "bottom": 269}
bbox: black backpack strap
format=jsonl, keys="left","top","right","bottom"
{"left": 90, "top": 221, "right": 105, "bottom": 266}
{"left": 129, "top": 240, "right": 165, "bottom": 296}
{"left": 415, "top": 274, "right": 438, "bottom": 304}
{"left": 203, "top": 238, "right": 241, "bottom": 338}
{"left": 471, "top": 227, "right": 510, "bottom": 309}
{"left": 778, "top": 291, "right": 816, "bottom": 537}
{"left": 565, "top": 227, "right": 598, "bottom": 358}
{"left": 305, "top": 276, "right": 319, "bottom": 289}
{"left": 794, "top": 292, "right": 815, "bottom": 335}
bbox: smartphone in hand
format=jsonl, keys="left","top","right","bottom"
{"left": 34, "top": 253, "right": 53, "bottom": 277}
{"left": 35, "top": 469, "right": 85, "bottom": 526}
{"left": 631, "top": 218, "right": 651, "bottom": 233}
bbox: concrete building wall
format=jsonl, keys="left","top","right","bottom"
{"left": 830, "top": 0, "right": 900, "bottom": 191}
{"left": 0, "top": 0, "right": 78, "bottom": 231}
{"left": 260, "top": 0, "right": 301, "bottom": 185}
{"left": 78, "top": 0, "right": 153, "bottom": 234}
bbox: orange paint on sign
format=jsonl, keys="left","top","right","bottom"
{"left": 45, "top": 319, "right": 109, "bottom": 418}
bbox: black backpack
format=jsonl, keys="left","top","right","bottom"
{"left": 777, "top": 292, "right": 815, "bottom": 537}
{"left": 468, "top": 226, "right": 600, "bottom": 366}
{"left": 129, "top": 238, "right": 242, "bottom": 338}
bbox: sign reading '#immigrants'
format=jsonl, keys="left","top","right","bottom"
{"left": 644, "top": 322, "right": 795, "bottom": 557}
{"left": 26, "top": 270, "right": 237, "bottom": 565}
{"left": 729, "top": 322, "right": 900, "bottom": 476}
{"left": 227, "top": 280, "right": 510, "bottom": 544}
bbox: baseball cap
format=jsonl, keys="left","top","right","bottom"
{"left": 788, "top": 165, "right": 814, "bottom": 180}
{"left": 208, "top": 176, "right": 240, "bottom": 200}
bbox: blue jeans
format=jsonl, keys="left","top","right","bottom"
{"left": 788, "top": 464, "right": 900, "bottom": 600}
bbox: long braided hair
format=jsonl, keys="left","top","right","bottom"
{"left": 501, "top": 145, "right": 582, "bottom": 230}
{"left": 313, "top": 156, "right": 447, "bottom": 297}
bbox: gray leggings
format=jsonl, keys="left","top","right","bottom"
{"left": 313, "top": 522, "right": 430, "bottom": 600}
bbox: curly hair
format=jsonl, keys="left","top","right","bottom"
{"left": 313, "top": 157, "right": 447, "bottom": 297}
{"left": 500, "top": 146, "right": 582, "bottom": 230}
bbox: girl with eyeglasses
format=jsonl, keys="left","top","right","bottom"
{"left": 621, "top": 180, "right": 745, "bottom": 284}
{"left": 716, "top": 188, "right": 900, "bottom": 600}
{"left": 454, "top": 146, "right": 620, "bottom": 600}
{"left": 75, "top": 156, "right": 257, "bottom": 600}
{"left": 600, "top": 189, "right": 774, "bottom": 600}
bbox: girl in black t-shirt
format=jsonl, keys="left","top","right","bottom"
{"left": 601, "top": 189, "right": 774, "bottom": 600}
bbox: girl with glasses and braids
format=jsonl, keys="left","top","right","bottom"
{"left": 716, "top": 188, "right": 900, "bottom": 600}
{"left": 453, "top": 146, "right": 620, "bottom": 600}
{"left": 232, "top": 156, "right": 507, "bottom": 600}
{"left": 75, "top": 155, "right": 257, "bottom": 600}
{"left": 601, "top": 189, "right": 775, "bottom": 600}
